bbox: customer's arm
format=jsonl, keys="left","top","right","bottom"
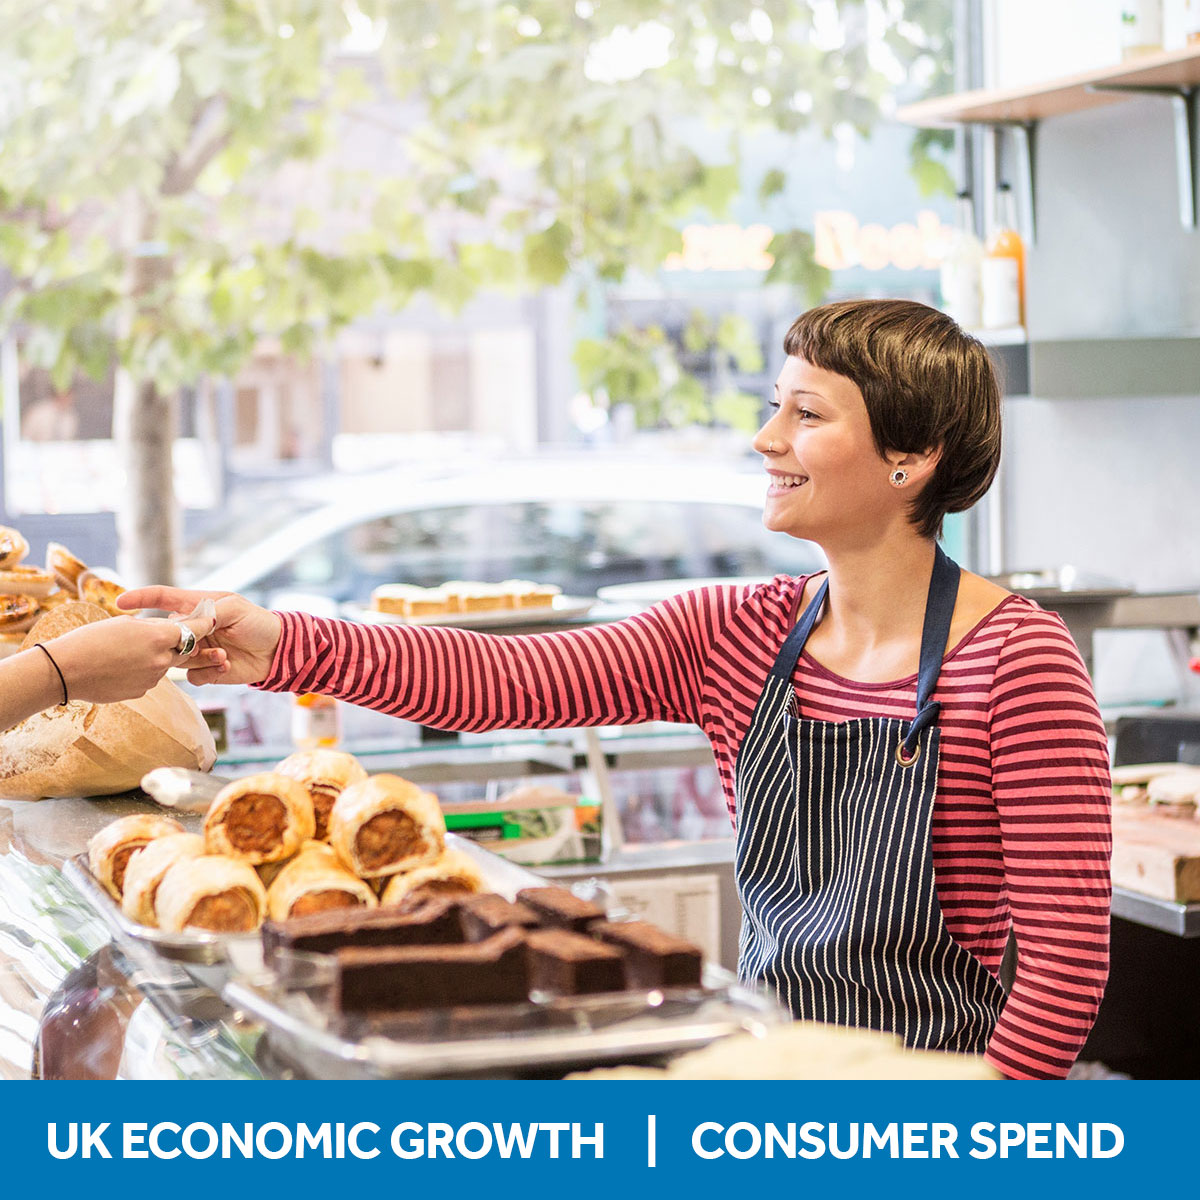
{"left": 0, "top": 612, "right": 223, "bottom": 731}
{"left": 119, "top": 584, "right": 753, "bottom": 732}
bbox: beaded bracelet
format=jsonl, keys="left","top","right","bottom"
{"left": 33, "top": 642, "right": 69, "bottom": 706}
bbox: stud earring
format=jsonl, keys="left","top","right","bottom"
{"left": 889, "top": 468, "right": 908, "bottom": 487}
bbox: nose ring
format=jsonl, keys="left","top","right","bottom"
{"left": 768, "top": 440, "right": 777, "bottom": 454}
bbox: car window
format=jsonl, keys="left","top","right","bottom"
{"left": 243, "top": 498, "right": 823, "bottom": 607}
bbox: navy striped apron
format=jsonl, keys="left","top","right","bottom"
{"left": 734, "top": 546, "right": 1006, "bottom": 1053}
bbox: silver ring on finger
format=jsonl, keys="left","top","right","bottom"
{"left": 175, "top": 625, "right": 198, "bottom": 657}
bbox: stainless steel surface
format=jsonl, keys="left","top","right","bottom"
{"left": 1111, "top": 885, "right": 1200, "bottom": 938}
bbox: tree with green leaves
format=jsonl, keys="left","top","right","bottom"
{"left": 0, "top": 0, "right": 952, "bottom": 584}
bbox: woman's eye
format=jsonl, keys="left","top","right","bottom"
{"left": 797, "top": 407, "right": 816, "bottom": 420}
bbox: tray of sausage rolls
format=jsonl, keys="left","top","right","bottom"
{"left": 64, "top": 749, "right": 539, "bottom": 983}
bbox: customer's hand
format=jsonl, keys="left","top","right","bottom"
{"left": 118, "top": 587, "right": 283, "bottom": 686}
{"left": 48, "top": 611, "right": 226, "bottom": 703}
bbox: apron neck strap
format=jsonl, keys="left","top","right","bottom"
{"left": 915, "top": 543, "right": 960, "bottom": 713}
{"left": 768, "top": 545, "right": 962, "bottom": 716}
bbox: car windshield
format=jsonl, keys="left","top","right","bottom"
{"left": 183, "top": 492, "right": 325, "bottom": 576}
{"left": 226, "top": 497, "right": 821, "bottom": 608}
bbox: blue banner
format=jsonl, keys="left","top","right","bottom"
{"left": 0, "top": 1080, "right": 1193, "bottom": 1198}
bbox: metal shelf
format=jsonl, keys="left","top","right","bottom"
{"left": 897, "top": 46, "right": 1200, "bottom": 232}
{"left": 1112, "top": 886, "right": 1200, "bottom": 938}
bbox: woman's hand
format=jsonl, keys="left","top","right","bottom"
{"left": 117, "top": 587, "right": 283, "bottom": 686}
{"left": 47, "top": 611, "right": 225, "bottom": 703}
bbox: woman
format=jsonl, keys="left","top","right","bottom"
{"left": 0, "top": 610, "right": 224, "bottom": 731}
{"left": 122, "top": 299, "right": 1111, "bottom": 1079}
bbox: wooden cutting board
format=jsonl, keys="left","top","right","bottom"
{"left": 1112, "top": 808, "right": 1200, "bottom": 903}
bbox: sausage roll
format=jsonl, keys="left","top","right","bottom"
{"left": 87, "top": 813, "right": 186, "bottom": 900}
{"left": 328, "top": 773, "right": 445, "bottom": 879}
{"left": 266, "top": 839, "right": 378, "bottom": 921}
{"left": 379, "top": 847, "right": 485, "bottom": 907}
{"left": 155, "top": 854, "right": 269, "bottom": 933}
{"left": 274, "top": 748, "right": 368, "bottom": 842}
{"left": 120, "top": 833, "right": 206, "bottom": 926}
{"left": 203, "top": 772, "right": 315, "bottom": 865}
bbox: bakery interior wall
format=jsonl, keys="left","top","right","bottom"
{"left": 979, "top": 1, "right": 1200, "bottom": 703}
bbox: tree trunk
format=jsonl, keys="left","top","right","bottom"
{"left": 113, "top": 367, "right": 178, "bottom": 586}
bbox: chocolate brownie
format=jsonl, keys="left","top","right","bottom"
{"left": 516, "top": 886, "right": 605, "bottom": 932}
{"left": 458, "top": 893, "right": 541, "bottom": 942}
{"left": 591, "top": 920, "right": 703, "bottom": 988}
{"left": 262, "top": 894, "right": 463, "bottom": 963}
{"left": 526, "top": 928, "right": 625, "bottom": 996}
{"left": 334, "top": 927, "right": 529, "bottom": 1012}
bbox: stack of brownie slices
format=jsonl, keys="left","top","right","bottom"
{"left": 261, "top": 886, "right": 704, "bottom": 1013}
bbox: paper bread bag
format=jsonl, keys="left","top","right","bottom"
{"left": 0, "top": 602, "right": 216, "bottom": 799}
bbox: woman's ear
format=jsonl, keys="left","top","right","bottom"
{"left": 887, "top": 444, "right": 942, "bottom": 486}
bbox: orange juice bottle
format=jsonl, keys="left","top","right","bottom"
{"left": 292, "top": 692, "right": 341, "bottom": 749}
{"left": 982, "top": 184, "right": 1025, "bottom": 329}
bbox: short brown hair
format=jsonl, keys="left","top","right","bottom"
{"left": 783, "top": 298, "right": 1001, "bottom": 540}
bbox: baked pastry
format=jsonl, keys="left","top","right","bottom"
{"left": 19, "top": 599, "right": 109, "bottom": 652}
{"left": 120, "top": 833, "right": 206, "bottom": 926}
{"left": 457, "top": 893, "right": 541, "bottom": 941}
{"left": 500, "top": 580, "right": 561, "bottom": 608}
{"left": 86, "top": 813, "right": 186, "bottom": 900}
{"left": 203, "top": 772, "right": 316, "bottom": 864}
{"left": 333, "top": 927, "right": 529, "bottom": 1012}
{"left": 155, "top": 854, "right": 268, "bottom": 933}
{"left": 370, "top": 584, "right": 423, "bottom": 616}
{"left": 37, "top": 588, "right": 73, "bottom": 611}
{"left": 403, "top": 588, "right": 449, "bottom": 618}
{"left": 526, "top": 928, "right": 625, "bottom": 995}
{"left": 0, "top": 526, "right": 28, "bottom": 571}
{"left": 327, "top": 773, "right": 444, "bottom": 879}
{"left": 261, "top": 895, "right": 464, "bottom": 964}
{"left": 77, "top": 571, "right": 132, "bottom": 617}
{"left": 591, "top": 920, "right": 703, "bottom": 988}
{"left": 457, "top": 584, "right": 507, "bottom": 613}
{"left": 378, "top": 847, "right": 484, "bottom": 907}
{"left": 0, "top": 565, "right": 55, "bottom": 599}
{"left": 516, "top": 886, "right": 606, "bottom": 932}
{"left": 0, "top": 594, "right": 39, "bottom": 633}
{"left": 265, "top": 840, "right": 378, "bottom": 921}
{"left": 274, "top": 748, "right": 368, "bottom": 841}
{"left": 1111, "top": 762, "right": 1194, "bottom": 805}
{"left": 45, "top": 542, "right": 88, "bottom": 594}
{"left": 1145, "top": 770, "right": 1200, "bottom": 819}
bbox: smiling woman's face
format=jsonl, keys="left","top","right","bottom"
{"left": 752, "top": 356, "right": 900, "bottom": 545}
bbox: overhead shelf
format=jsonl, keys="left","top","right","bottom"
{"left": 896, "top": 45, "right": 1200, "bottom": 127}
{"left": 896, "top": 46, "right": 1200, "bottom": 233}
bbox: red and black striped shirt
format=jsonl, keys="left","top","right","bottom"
{"left": 258, "top": 576, "right": 1111, "bottom": 1080}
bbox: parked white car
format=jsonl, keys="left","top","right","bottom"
{"left": 183, "top": 452, "right": 823, "bottom": 612}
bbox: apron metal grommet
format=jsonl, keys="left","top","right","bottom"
{"left": 896, "top": 739, "right": 921, "bottom": 768}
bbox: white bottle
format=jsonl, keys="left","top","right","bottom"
{"left": 939, "top": 192, "right": 983, "bottom": 329}
{"left": 981, "top": 184, "right": 1025, "bottom": 330}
